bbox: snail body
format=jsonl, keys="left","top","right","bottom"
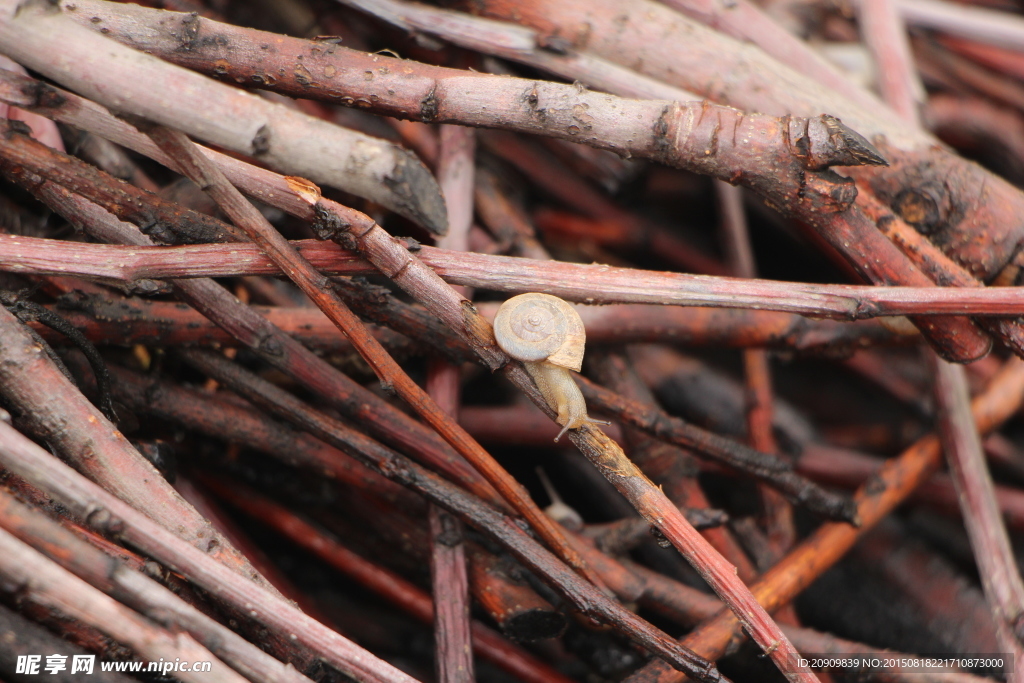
{"left": 494, "top": 293, "right": 601, "bottom": 441}
{"left": 523, "top": 360, "right": 589, "bottom": 440}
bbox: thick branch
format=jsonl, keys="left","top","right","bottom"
{"left": 625, "top": 358, "right": 1024, "bottom": 682}
{"left": 178, "top": 349, "right": 724, "bottom": 682}
{"left": 55, "top": 0, "right": 885, "bottom": 228}
{"left": 0, "top": 300, "right": 276, "bottom": 594}
{"left": 0, "top": 526, "right": 247, "bottom": 683}
{"left": 139, "top": 124, "right": 598, "bottom": 590}
{"left": 0, "top": 0, "right": 446, "bottom": 234}
{"left": 0, "top": 420, "right": 424, "bottom": 683}
{"left": 0, "top": 490, "right": 313, "bottom": 683}
{"left": 51, "top": 0, "right": 1001, "bottom": 360}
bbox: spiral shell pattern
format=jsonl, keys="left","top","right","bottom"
{"left": 493, "top": 293, "right": 585, "bottom": 371}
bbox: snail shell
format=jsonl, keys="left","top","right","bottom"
{"left": 494, "top": 293, "right": 595, "bottom": 441}
{"left": 493, "top": 293, "right": 585, "bottom": 372}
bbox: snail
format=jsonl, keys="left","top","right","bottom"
{"left": 494, "top": 293, "right": 607, "bottom": 441}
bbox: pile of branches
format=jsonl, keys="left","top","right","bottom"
{"left": 2, "top": 0, "right": 1024, "bottom": 681}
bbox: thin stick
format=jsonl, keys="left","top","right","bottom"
{"left": 625, "top": 357, "right": 1024, "bottom": 683}
{"left": 0, "top": 297, "right": 274, "bottom": 591}
{"left": 571, "top": 422, "right": 822, "bottom": 683}
{"left": 717, "top": 180, "right": 797, "bottom": 562}
{"left": 177, "top": 348, "right": 725, "bottom": 682}
{"left": 0, "top": 525, "right": 248, "bottom": 683}
{"left": 30, "top": 293, "right": 905, "bottom": 356}
{"left": 95, "top": 197, "right": 852, "bottom": 522}
{"left": 214, "top": 234, "right": 856, "bottom": 522}
{"left": 427, "top": 505, "right": 473, "bottom": 683}
{"left": 857, "top": 0, "right": 924, "bottom": 124}
{"left": 427, "top": 123, "right": 476, "bottom": 683}
{"left": 199, "top": 475, "right": 572, "bottom": 683}
{"left": 0, "top": 489, "right": 314, "bottom": 683}
{"left": 140, "top": 122, "right": 599, "bottom": 591}
{"left": 7, "top": 234, "right": 1024, "bottom": 318}
{"left": 437, "top": 125, "right": 476, "bottom": 255}
{"left": 0, "top": 419, "right": 421, "bottom": 683}
{"left": 930, "top": 355, "right": 1024, "bottom": 668}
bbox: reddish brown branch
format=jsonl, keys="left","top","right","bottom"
{"left": 930, "top": 356, "right": 1024, "bottom": 656}
{"left": 570, "top": 421, "right": 822, "bottom": 683}
{"left": 717, "top": 180, "right": 798, "bottom": 567}
{"left": 427, "top": 123, "right": 476, "bottom": 683}
{"left": 177, "top": 349, "right": 725, "bottom": 681}
{"left": 0, "top": 2, "right": 447, "bottom": 234}
{"left": 0, "top": 299, "right": 274, "bottom": 592}
{"left": 625, "top": 358, "right": 1024, "bottom": 682}
{"left": 30, "top": 294, "right": 904, "bottom": 356}
{"left": 7, "top": 234, "right": 1024, "bottom": 318}
{"left": 0, "top": 490, "right": 313, "bottom": 683}
{"left": 0, "top": 420, "right": 422, "bottom": 683}
{"left": 198, "top": 475, "right": 574, "bottom": 683}
{"left": 0, "top": 525, "right": 246, "bottom": 683}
